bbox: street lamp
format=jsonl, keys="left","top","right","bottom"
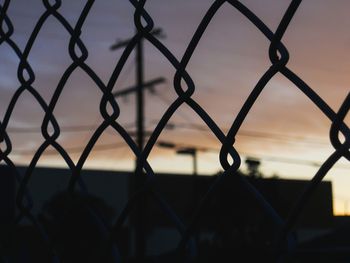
{"left": 157, "top": 141, "right": 198, "bottom": 175}
{"left": 157, "top": 142, "right": 200, "bottom": 244}
{"left": 245, "top": 157, "right": 261, "bottom": 178}
{"left": 157, "top": 141, "right": 176, "bottom": 149}
{"left": 176, "top": 147, "right": 197, "bottom": 176}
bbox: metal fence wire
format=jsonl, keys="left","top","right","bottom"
{"left": 0, "top": 0, "right": 349, "bottom": 262}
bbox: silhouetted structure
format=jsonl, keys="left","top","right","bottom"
{"left": 6, "top": 166, "right": 335, "bottom": 262}
{"left": 5, "top": 188, "right": 119, "bottom": 262}
{"left": 245, "top": 157, "right": 262, "bottom": 178}
{"left": 38, "top": 191, "right": 116, "bottom": 262}
{"left": 146, "top": 172, "right": 333, "bottom": 260}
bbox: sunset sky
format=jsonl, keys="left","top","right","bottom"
{"left": 0, "top": 0, "right": 349, "bottom": 214}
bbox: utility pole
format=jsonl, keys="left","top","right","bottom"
{"left": 110, "top": 28, "right": 165, "bottom": 260}
{"left": 176, "top": 148, "right": 198, "bottom": 176}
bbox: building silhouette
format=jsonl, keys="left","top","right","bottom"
{"left": 2, "top": 166, "right": 344, "bottom": 261}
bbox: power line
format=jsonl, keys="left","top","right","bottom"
{"left": 6, "top": 96, "right": 330, "bottom": 149}
{"left": 167, "top": 122, "right": 330, "bottom": 147}
{"left": 114, "top": 60, "right": 136, "bottom": 91}
{"left": 9, "top": 142, "right": 128, "bottom": 156}
{"left": 153, "top": 91, "right": 223, "bottom": 144}
{"left": 112, "top": 77, "right": 166, "bottom": 97}
{"left": 156, "top": 142, "right": 350, "bottom": 170}
{"left": 152, "top": 90, "right": 330, "bottom": 148}
{"left": 8, "top": 138, "right": 350, "bottom": 170}
{"left": 153, "top": 90, "right": 330, "bottom": 147}
{"left": 9, "top": 120, "right": 325, "bottom": 150}
{"left": 152, "top": 90, "right": 350, "bottom": 172}
{"left": 4, "top": 123, "right": 136, "bottom": 133}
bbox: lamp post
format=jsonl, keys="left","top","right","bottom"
{"left": 245, "top": 157, "right": 261, "bottom": 178}
{"left": 158, "top": 142, "right": 198, "bottom": 175}
{"left": 176, "top": 148, "right": 197, "bottom": 176}
{"left": 158, "top": 142, "right": 200, "bottom": 244}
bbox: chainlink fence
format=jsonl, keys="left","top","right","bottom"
{"left": 0, "top": 0, "right": 349, "bottom": 262}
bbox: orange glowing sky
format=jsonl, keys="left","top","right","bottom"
{"left": 0, "top": 0, "right": 349, "bottom": 214}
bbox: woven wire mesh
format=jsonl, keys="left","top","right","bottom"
{"left": 0, "top": 0, "right": 349, "bottom": 262}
